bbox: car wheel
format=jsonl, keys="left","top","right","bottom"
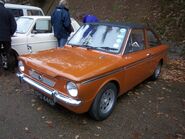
{"left": 151, "top": 62, "right": 162, "bottom": 80}
{"left": 89, "top": 83, "right": 117, "bottom": 121}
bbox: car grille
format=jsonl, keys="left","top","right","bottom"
{"left": 29, "top": 70, "right": 56, "bottom": 87}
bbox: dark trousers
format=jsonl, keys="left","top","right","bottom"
{"left": 0, "top": 41, "right": 11, "bottom": 54}
{"left": 0, "top": 41, "right": 13, "bottom": 70}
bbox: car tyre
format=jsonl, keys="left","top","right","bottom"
{"left": 89, "top": 83, "right": 117, "bottom": 121}
{"left": 151, "top": 62, "right": 162, "bottom": 80}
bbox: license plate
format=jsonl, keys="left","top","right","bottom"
{"left": 34, "top": 91, "right": 55, "bottom": 106}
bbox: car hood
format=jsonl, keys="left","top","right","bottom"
{"left": 20, "top": 46, "right": 123, "bottom": 82}
{"left": 12, "top": 32, "right": 26, "bottom": 37}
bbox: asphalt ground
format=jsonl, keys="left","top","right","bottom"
{"left": 0, "top": 65, "right": 184, "bottom": 139}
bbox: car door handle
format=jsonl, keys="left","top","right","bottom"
{"left": 27, "top": 45, "right": 33, "bottom": 53}
{"left": 146, "top": 53, "right": 151, "bottom": 56}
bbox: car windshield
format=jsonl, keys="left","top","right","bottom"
{"left": 68, "top": 24, "right": 127, "bottom": 53}
{"left": 16, "top": 17, "right": 34, "bottom": 34}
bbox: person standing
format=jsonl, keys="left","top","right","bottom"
{"left": 0, "top": 0, "right": 17, "bottom": 71}
{"left": 51, "top": 0, "right": 72, "bottom": 47}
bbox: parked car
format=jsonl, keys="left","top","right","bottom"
{"left": 17, "top": 22, "right": 168, "bottom": 121}
{"left": 1, "top": 16, "right": 80, "bottom": 70}
{"left": 5, "top": 3, "right": 44, "bottom": 19}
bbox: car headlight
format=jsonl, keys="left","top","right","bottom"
{"left": 67, "top": 82, "right": 78, "bottom": 97}
{"left": 18, "top": 61, "right": 25, "bottom": 72}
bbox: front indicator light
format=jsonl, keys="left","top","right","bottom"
{"left": 18, "top": 61, "right": 25, "bottom": 72}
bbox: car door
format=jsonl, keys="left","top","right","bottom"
{"left": 145, "top": 29, "right": 162, "bottom": 74}
{"left": 122, "top": 29, "right": 152, "bottom": 91}
{"left": 27, "top": 18, "right": 57, "bottom": 53}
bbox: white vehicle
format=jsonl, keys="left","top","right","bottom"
{"left": 5, "top": 3, "right": 44, "bottom": 19}
{"left": 0, "top": 16, "right": 80, "bottom": 70}
{"left": 12, "top": 16, "right": 80, "bottom": 56}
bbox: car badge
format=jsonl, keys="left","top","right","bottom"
{"left": 38, "top": 75, "right": 43, "bottom": 81}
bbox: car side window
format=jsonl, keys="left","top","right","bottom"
{"left": 7, "top": 8, "right": 23, "bottom": 18}
{"left": 147, "top": 30, "right": 160, "bottom": 47}
{"left": 32, "top": 19, "right": 52, "bottom": 34}
{"left": 125, "top": 29, "right": 145, "bottom": 54}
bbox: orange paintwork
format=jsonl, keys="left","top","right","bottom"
{"left": 18, "top": 32, "right": 168, "bottom": 114}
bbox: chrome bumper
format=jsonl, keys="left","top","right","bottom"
{"left": 16, "top": 73, "right": 81, "bottom": 106}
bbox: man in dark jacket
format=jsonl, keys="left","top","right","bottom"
{"left": 51, "top": 0, "right": 72, "bottom": 47}
{"left": 0, "top": 0, "right": 17, "bottom": 70}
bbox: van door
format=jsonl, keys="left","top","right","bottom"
{"left": 27, "top": 19, "right": 57, "bottom": 53}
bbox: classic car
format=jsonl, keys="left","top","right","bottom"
{"left": 0, "top": 16, "right": 80, "bottom": 69}
{"left": 17, "top": 22, "right": 168, "bottom": 121}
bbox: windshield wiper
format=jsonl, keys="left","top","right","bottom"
{"left": 81, "top": 45, "right": 98, "bottom": 50}
{"left": 99, "top": 47, "right": 118, "bottom": 51}
{"left": 68, "top": 44, "right": 96, "bottom": 49}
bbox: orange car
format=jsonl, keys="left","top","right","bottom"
{"left": 17, "top": 23, "right": 168, "bottom": 121}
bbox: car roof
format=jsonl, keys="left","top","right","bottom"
{"left": 19, "top": 16, "right": 76, "bottom": 21}
{"left": 19, "top": 16, "right": 51, "bottom": 20}
{"left": 5, "top": 3, "right": 42, "bottom": 10}
{"left": 88, "top": 22, "right": 148, "bottom": 29}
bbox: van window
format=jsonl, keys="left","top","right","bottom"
{"left": 7, "top": 8, "right": 23, "bottom": 17}
{"left": 27, "top": 10, "right": 43, "bottom": 16}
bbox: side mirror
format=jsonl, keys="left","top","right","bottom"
{"left": 32, "top": 30, "right": 37, "bottom": 34}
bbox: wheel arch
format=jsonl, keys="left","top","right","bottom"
{"left": 11, "top": 48, "right": 19, "bottom": 57}
{"left": 160, "top": 59, "right": 163, "bottom": 65}
{"left": 10, "top": 48, "right": 19, "bottom": 65}
{"left": 109, "top": 80, "right": 120, "bottom": 95}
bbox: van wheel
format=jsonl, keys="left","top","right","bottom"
{"left": 151, "top": 62, "right": 162, "bottom": 80}
{"left": 89, "top": 83, "right": 117, "bottom": 121}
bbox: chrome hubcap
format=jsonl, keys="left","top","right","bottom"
{"left": 155, "top": 64, "right": 161, "bottom": 77}
{"left": 100, "top": 89, "right": 115, "bottom": 114}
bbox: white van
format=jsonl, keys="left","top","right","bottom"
{"left": 5, "top": 3, "right": 44, "bottom": 19}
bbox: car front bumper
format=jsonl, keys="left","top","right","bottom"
{"left": 16, "top": 73, "right": 82, "bottom": 106}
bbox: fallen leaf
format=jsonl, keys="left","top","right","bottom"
{"left": 45, "top": 121, "right": 53, "bottom": 128}
{"left": 146, "top": 85, "right": 152, "bottom": 89}
{"left": 37, "top": 107, "right": 42, "bottom": 111}
{"left": 94, "top": 134, "right": 100, "bottom": 137}
{"left": 31, "top": 99, "right": 36, "bottom": 103}
{"left": 75, "top": 135, "right": 80, "bottom": 139}
{"left": 24, "top": 127, "right": 30, "bottom": 133}
{"left": 157, "top": 97, "right": 165, "bottom": 101}
{"left": 24, "top": 127, "right": 29, "bottom": 131}
{"left": 82, "top": 120, "right": 87, "bottom": 125}
{"left": 96, "top": 126, "right": 101, "bottom": 130}
{"left": 58, "top": 134, "right": 63, "bottom": 138}
{"left": 42, "top": 116, "right": 46, "bottom": 119}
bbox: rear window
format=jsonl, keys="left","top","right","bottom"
{"left": 27, "top": 10, "right": 43, "bottom": 16}
{"left": 147, "top": 30, "right": 161, "bottom": 47}
{"left": 7, "top": 8, "right": 23, "bottom": 17}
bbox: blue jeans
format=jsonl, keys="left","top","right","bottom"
{"left": 58, "top": 38, "right": 68, "bottom": 48}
